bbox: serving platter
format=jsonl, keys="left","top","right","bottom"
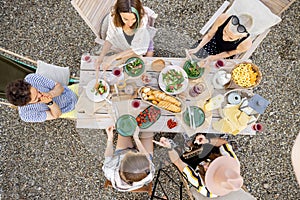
{"left": 136, "top": 106, "right": 161, "bottom": 129}
{"left": 138, "top": 86, "right": 186, "bottom": 114}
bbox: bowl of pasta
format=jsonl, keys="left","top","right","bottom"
{"left": 226, "top": 62, "right": 262, "bottom": 89}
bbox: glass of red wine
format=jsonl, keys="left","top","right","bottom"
{"left": 112, "top": 67, "right": 122, "bottom": 77}
{"left": 252, "top": 123, "right": 263, "bottom": 132}
{"left": 215, "top": 60, "right": 225, "bottom": 68}
{"left": 81, "top": 53, "right": 92, "bottom": 63}
{"left": 131, "top": 99, "right": 141, "bottom": 109}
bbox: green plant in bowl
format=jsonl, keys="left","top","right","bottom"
{"left": 124, "top": 57, "right": 145, "bottom": 77}
{"left": 183, "top": 60, "right": 204, "bottom": 79}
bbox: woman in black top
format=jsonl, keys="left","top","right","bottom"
{"left": 188, "top": 14, "right": 253, "bottom": 66}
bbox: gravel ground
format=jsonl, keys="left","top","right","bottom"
{"left": 0, "top": 0, "right": 299, "bottom": 199}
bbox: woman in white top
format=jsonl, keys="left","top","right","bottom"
{"left": 96, "top": 0, "right": 154, "bottom": 71}
{"left": 102, "top": 125, "right": 155, "bottom": 191}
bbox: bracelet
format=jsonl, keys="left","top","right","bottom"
{"left": 46, "top": 101, "right": 54, "bottom": 106}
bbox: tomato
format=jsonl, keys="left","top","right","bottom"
{"left": 167, "top": 119, "right": 177, "bottom": 129}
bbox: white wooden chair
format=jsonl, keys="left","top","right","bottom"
{"left": 71, "top": 0, "right": 116, "bottom": 45}
{"left": 199, "top": 0, "right": 296, "bottom": 60}
{"left": 71, "top": 0, "right": 158, "bottom": 47}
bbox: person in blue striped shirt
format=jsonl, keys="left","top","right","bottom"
{"left": 5, "top": 73, "right": 77, "bottom": 122}
{"left": 156, "top": 135, "right": 243, "bottom": 198}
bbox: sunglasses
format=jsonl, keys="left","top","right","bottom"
{"left": 231, "top": 15, "right": 247, "bottom": 33}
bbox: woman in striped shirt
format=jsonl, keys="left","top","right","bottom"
{"left": 157, "top": 135, "right": 243, "bottom": 198}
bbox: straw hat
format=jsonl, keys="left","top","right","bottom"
{"left": 205, "top": 156, "right": 243, "bottom": 196}
{"left": 292, "top": 132, "right": 300, "bottom": 186}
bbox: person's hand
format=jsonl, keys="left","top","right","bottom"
{"left": 105, "top": 125, "right": 115, "bottom": 141}
{"left": 39, "top": 94, "right": 53, "bottom": 104}
{"left": 194, "top": 134, "right": 209, "bottom": 145}
{"left": 133, "top": 126, "right": 140, "bottom": 140}
{"left": 154, "top": 137, "right": 172, "bottom": 149}
{"left": 188, "top": 48, "right": 198, "bottom": 55}
{"left": 41, "top": 92, "right": 53, "bottom": 99}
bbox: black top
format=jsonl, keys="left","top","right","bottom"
{"left": 193, "top": 15, "right": 250, "bottom": 58}
{"left": 213, "top": 15, "right": 250, "bottom": 53}
{"left": 123, "top": 30, "right": 135, "bottom": 45}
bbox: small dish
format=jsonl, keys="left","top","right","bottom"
{"left": 167, "top": 118, "right": 178, "bottom": 129}
{"left": 183, "top": 106, "right": 205, "bottom": 127}
{"left": 227, "top": 92, "right": 242, "bottom": 105}
{"left": 116, "top": 114, "right": 137, "bottom": 137}
{"left": 124, "top": 57, "right": 145, "bottom": 77}
{"left": 183, "top": 60, "right": 205, "bottom": 79}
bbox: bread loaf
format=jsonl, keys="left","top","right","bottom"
{"left": 141, "top": 87, "right": 182, "bottom": 113}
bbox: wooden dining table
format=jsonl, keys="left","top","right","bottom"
{"left": 76, "top": 55, "right": 256, "bottom": 136}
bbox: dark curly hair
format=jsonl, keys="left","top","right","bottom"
{"left": 5, "top": 79, "right": 32, "bottom": 106}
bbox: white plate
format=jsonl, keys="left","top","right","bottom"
{"left": 158, "top": 65, "right": 189, "bottom": 95}
{"left": 85, "top": 79, "right": 110, "bottom": 102}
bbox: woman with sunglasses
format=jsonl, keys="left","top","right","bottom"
{"left": 95, "top": 0, "right": 156, "bottom": 71}
{"left": 188, "top": 13, "right": 253, "bottom": 66}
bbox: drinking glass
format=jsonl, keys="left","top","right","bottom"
{"left": 189, "top": 83, "right": 205, "bottom": 97}
{"left": 141, "top": 73, "right": 152, "bottom": 85}
{"left": 215, "top": 60, "right": 225, "bottom": 68}
{"left": 112, "top": 67, "right": 122, "bottom": 77}
{"left": 124, "top": 84, "right": 135, "bottom": 95}
{"left": 131, "top": 99, "right": 141, "bottom": 109}
{"left": 81, "top": 53, "right": 92, "bottom": 63}
{"left": 252, "top": 123, "right": 263, "bottom": 132}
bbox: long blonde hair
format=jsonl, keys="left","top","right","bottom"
{"left": 119, "top": 152, "right": 150, "bottom": 184}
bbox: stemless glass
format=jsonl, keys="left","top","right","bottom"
{"left": 124, "top": 84, "right": 135, "bottom": 95}
{"left": 131, "top": 99, "right": 141, "bottom": 109}
{"left": 215, "top": 60, "right": 225, "bottom": 68}
{"left": 81, "top": 53, "right": 92, "bottom": 63}
{"left": 112, "top": 67, "right": 122, "bottom": 77}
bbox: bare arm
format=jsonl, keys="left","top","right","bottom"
{"left": 133, "top": 127, "right": 152, "bottom": 160}
{"left": 206, "top": 37, "right": 252, "bottom": 61}
{"left": 95, "top": 40, "right": 113, "bottom": 70}
{"left": 39, "top": 94, "right": 62, "bottom": 120}
{"left": 102, "top": 49, "right": 138, "bottom": 70}
{"left": 156, "top": 137, "right": 187, "bottom": 172}
{"left": 48, "top": 82, "right": 64, "bottom": 97}
{"left": 45, "top": 102, "right": 62, "bottom": 120}
{"left": 104, "top": 125, "right": 115, "bottom": 157}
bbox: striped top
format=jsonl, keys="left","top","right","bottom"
{"left": 182, "top": 143, "right": 238, "bottom": 198}
{"left": 18, "top": 74, "right": 77, "bottom": 122}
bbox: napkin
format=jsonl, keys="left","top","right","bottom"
{"left": 75, "top": 91, "right": 109, "bottom": 115}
